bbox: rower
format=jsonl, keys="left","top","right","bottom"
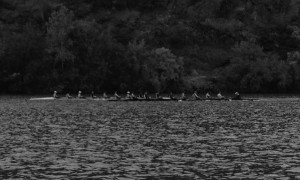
{"left": 217, "top": 91, "right": 225, "bottom": 99}
{"left": 192, "top": 91, "right": 200, "bottom": 100}
{"left": 114, "top": 91, "right": 121, "bottom": 99}
{"left": 138, "top": 93, "right": 143, "bottom": 98}
{"left": 78, "top": 91, "right": 85, "bottom": 98}
{"left": 53, "top": 91, "right": 59, "bottom": 98}
{"left": 66, "top": 93, "right": 72, "bottom": 99}
{"left": 126, "top": 91, "right": 131, "bottom": 99}
{"left": 103, "top": 92, "right": 108, "bottom": 98}
{"left": 232, "top": 91, "right": 241, "bottom": 100}
{"left": 91, "top": 91, "right": 97, "bottom": 98}
{"left": 144, "top": 92, "right": 150, "bottom": 99}
{"left": 155, "top": 92, "right": 162, "bottom": 99}
{"left": 131, "top": 92, "right": 137, "bottom": 100}
{"left": 169, "top": 92, "right": 174, "bottom": 100}
{"left": 180, "top": 92, "right": 186, "bottom": 100}
{"left": 205, "top": 92, "right": 211, "bottom": 99}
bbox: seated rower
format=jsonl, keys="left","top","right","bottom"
{"left": 126, "top": 91, "right": 131, "bottom": 99}
{"left": 53, "top": 91, "right": 59, "bottom": 98}
{"left": 205, "top": 92, "right": 211, "bottom": 99}
{"left": 103, "top": 92, "right": 108, "bottom": 99}
{"left": 217, "top": 91, "right": 225, "bottom": 99}
{"left": 192, "top": 91, "right": 200, "bottom": 100}
{"left": 131, "top": 92, "right": 137, "bottom": 100}
{"left": 155, "top": 92, "right": 162, "bottom": 99}
{"left": 232, "top": 91, "right": 241, "bottom": 100}
{"left": 90, "top": 91, "right": 97, "bottom": 98}
{"left": 114, "top": 91, "right": 121, "bottom": 99}
{"left": 144, "top": 92, "right": 150, "bottom": 99}
{"left": 169, "top": 92, "right": 174, "bottom": 100}
{"left": 66, "top": 93, "right": 72, "bottom": 99}
{"left": 138, "top": 93, "right": 143, "bottom": 98}
{"left": 78, "top": 91, "right": 85, "bottom": 99}
{"left": 180, "top": 92, "right": 186, "bottom": 100}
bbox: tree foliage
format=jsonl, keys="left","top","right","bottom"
{"left": 47, "top": 6, "right": 75, "bottom": 68}
{"left": 1, "top": 0, "right": 300, "bottom": 94}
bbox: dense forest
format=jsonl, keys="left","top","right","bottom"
{"left": 1, "top": 0, "right": 300, "bottom": 94}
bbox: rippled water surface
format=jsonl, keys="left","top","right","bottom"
{"left": 1, "top": 98, "right": 300, "bottom": 179}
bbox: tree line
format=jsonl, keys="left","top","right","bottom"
{"left": 1, "top": 0, "right": 300, "bottom": 94}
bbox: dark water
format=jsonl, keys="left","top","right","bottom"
{"left": 1, "top": 98, "right": 300, "bottom": 179}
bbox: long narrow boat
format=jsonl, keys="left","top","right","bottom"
{"left": 29, "top": 97, "right": 260, "bottom": 102}
{"left": 231, "top": 98, "right": 260, "bottom": 101}
{"left": 199, "top": 98, "right": 259, "bottom": 101}
{"left": 108, "top": 98, "right": 260, "bottom": 102}
{"left": 108, "top": 98, "right": 178, "bottom": 102}
{"left": 29, "top": 97, "right": 56, "bottom": 100}
{"left": 29, "top": 97, "right": 106, "bottom": 101}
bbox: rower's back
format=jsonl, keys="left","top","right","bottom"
{"left": 232, "top": 92, "right": 241, "bottom": 100}
{"left": 206, "top": 92, "right": 211, "bottom": 99}
{"left": 192, "top": 91, "right": 200, "bottom": 100}
{"left": 181, "top": 93, "right": 186, "bottom": 100}
{"left": 217, "top": 92, "right": 224, "bottom": 99}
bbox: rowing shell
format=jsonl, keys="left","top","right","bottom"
{"left": 29, "top": 97, "right": 260, "bottom": 101}
{"left": 108, "top": 98, "right": 260, "bottom": 102}
{"left": 29, "top": 97, "right": 108, "bottom": 101}
{"left": 108, "top": 98, "right": 178, "bottom": 102}
{"left": 29, "top": 97, "right": 55, "bottom": 100}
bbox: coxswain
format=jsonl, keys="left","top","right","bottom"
{"left": 114, "top": 91, "right": 121, "bottom": 99}
{"left": 53, "top": 91, "right": 59, "bottom": 98}
{"left": 232, "top": 91, "right": 241, "bottom": 100}
{"left": 192, "top": 91, "right": 200, "bottom": 100}
{"left": 180, "top": 92, "right": 186, "bottom": 100}
{"left": 205, "top": 92, "right": 211, "bottom": 99}
{"left": 217, "top": 91, "right": 225, "bottom": 99}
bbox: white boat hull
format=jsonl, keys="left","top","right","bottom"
{"left": 29, "top": 97, "right": 55, "bottom": 100}
{"left": 29, "top": 97, "right": 110, "bottom": 101}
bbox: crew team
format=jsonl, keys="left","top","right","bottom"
{"left": 53, "top": 90, "right": 241, "bottom": 100}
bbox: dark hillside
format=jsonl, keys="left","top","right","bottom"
{"left": 1, "top": 0, "right": 300, "bottom": 94}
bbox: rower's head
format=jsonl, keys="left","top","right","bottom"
{"left": 235, "top": 92, "right": 239, "bottom": 95}
{"left": 127, "top": 91, "right": 130, "bottom": 94}
{"left": 54, "top": 91, "right": 57, "bottom": 93}
{"left": 79, "top": 91, "right": 81, "bottom": 94}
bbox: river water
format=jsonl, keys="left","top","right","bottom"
{"left": 0, "top": 98, "right": 300, "bottom": 179}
